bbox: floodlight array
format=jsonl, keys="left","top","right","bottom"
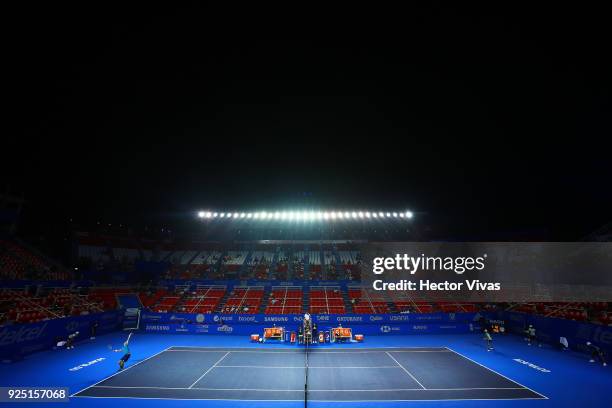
{"left": 197, "top": 209, "right": 413, "bottom": 221}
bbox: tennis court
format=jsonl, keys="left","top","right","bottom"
{"left": 72, "top": 346, "right": 546, "bottom": 402}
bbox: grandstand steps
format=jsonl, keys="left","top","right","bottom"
{"left": 215, "top": 291, "right": 232, "bottom": 313}
{"left": 303, "top": 287, "right": 310, "bottom": 314}
{"left": 239, "top": 252, "right": 252, "bottom": 279}
{"left": 259, "top": 290, "right": 271, "bottom": 313}
{"left": 386, "top": 301, "right": 399, "bottom": 314}
{"left": 341, "top": 289, "right": 353, "bottom": 313}
{"left": 186, "top": 251, "right": 199, "bottom": 265}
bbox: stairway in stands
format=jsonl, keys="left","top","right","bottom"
{"left": 341, "top": 287, "right": 353, "bottom": 313}
{"left": 302, "top": 286, "right": 310, "bottom": 314}
{"left": 259, "top": 288, "right": 271, "bottom": 313}
{"left": 215, "top": 290, "right": 232, "bottom": 313}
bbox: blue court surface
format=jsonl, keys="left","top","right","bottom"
{"left": 1, "top": 332, "right": 610, "bottom": 407}
{"left": 72, "top": 346, "right": 543, "bottom": 401}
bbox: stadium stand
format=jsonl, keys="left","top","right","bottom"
{"left": 266, "top": 286, "right": 303, "bottom": 314}
{"left": 1, "top": 233, "right": 609, "bottom": 327}
{"left": 0, "top": 240, "right": 70, "bottom": 281}
{"left": 223, "top": 286, "right": 264, "bottom": 314}
{"left": 310, "top": 286, "right": 346, "bottom": 314}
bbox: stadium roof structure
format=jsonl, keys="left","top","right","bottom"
{"left": 196, "top": 209, "right": 414, "bottom": 222}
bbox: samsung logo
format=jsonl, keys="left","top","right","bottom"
{"left": 145, "top": 325, "right": 170, "bottom": 331}
{"left": 264, "top": 317, "right": 288, "bottom": 322}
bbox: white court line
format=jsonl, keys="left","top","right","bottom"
{"left": 73, "top": 395, "right": 546, "bottom": 402}
{"left": 385, "top": 351, "right": 427, "bottom": 390}
{"left": 188, "top": 351, "right": 230, "bottom": 389}
{"left": 76, "top": 390, "right": 541, "bottom": 405}
{"left": 215, "top": 365, "right": 400, "bottom": 369}
{"left": 168, "top": 346, "right": 448, "bottom": 351}
{"left": 444, "top": 347, "right": 548, "bottom": 399}
{"left": 69, "top": 346, "right": 172, "bottom": 397}
{"left": 92, "top": 385, "right": 527, "bottom": 391}
{"left": 166, "top": 349, "right": 449, "bottom": 354}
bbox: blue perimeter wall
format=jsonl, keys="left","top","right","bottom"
{"left": 0, "top": 311, "right": 123, "bottom": 362}
{"left": 3, "top": 309, "right": 610, "bottom": 363}
{"left": 140, "top": 311, "right": 479, "bottom": 336}
{"left": 485, "top": 310, "right": 612, "bottom": 355}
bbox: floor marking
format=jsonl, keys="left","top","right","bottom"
{"left": 69, "top": 346, "right": 172, "bottom": 397}
{"left": 444, "top": 347, "right": 548, "bottom": 399}
{"left": 166, "top": 349, "right": 449, "bottom": 354}
{"left": 73, "top": 395, "right": 545, "bottom": 402}
{"left": 167, "top": 346, "right": 448, "bottom": 351}
{"left": 188, "top": 351, "right": 230, "bottom": 389}
{"left": 385, "top": 351, "right": 427, "bottom": 390}
{"left": 92, "top": 385, "right": 527, "bottom": 391}
{"left": 215, "top": 365, "right": 401, "bottom": 369}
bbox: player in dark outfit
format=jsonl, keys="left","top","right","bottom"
{"left": 65, "top": 331, "right": 79, "bottom": 349}
{"left": 483, "top": 329, "right": 493, "bottom": 351}
{"left": 586, "top": 342, "right": 607, "bottom": 366}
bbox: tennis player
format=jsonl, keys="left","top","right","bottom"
{"left": 483, "top": 329, "right": 493, "bottom": 351}
{"left": 526, "top": 325, "right": 540, "bottom": 347}
{"left": 586, "top": 342, "right": 607, "bottom": 366}
{"left": 64, "top": 331, "right": 79, "bottom": 350}
{"left": 113, "top": 341, "right": 131, "bottom": 370}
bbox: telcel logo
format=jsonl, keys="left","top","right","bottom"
{"left": 0, "top": 323, "right": 48, "bottom": 346}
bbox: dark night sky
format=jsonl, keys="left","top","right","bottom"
{"left": 4, "top": 3, "right": 611, "bottom": 241}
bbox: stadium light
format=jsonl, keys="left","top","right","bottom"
{"left": 197, "top": 208, "right": 413, "bottom": 222}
